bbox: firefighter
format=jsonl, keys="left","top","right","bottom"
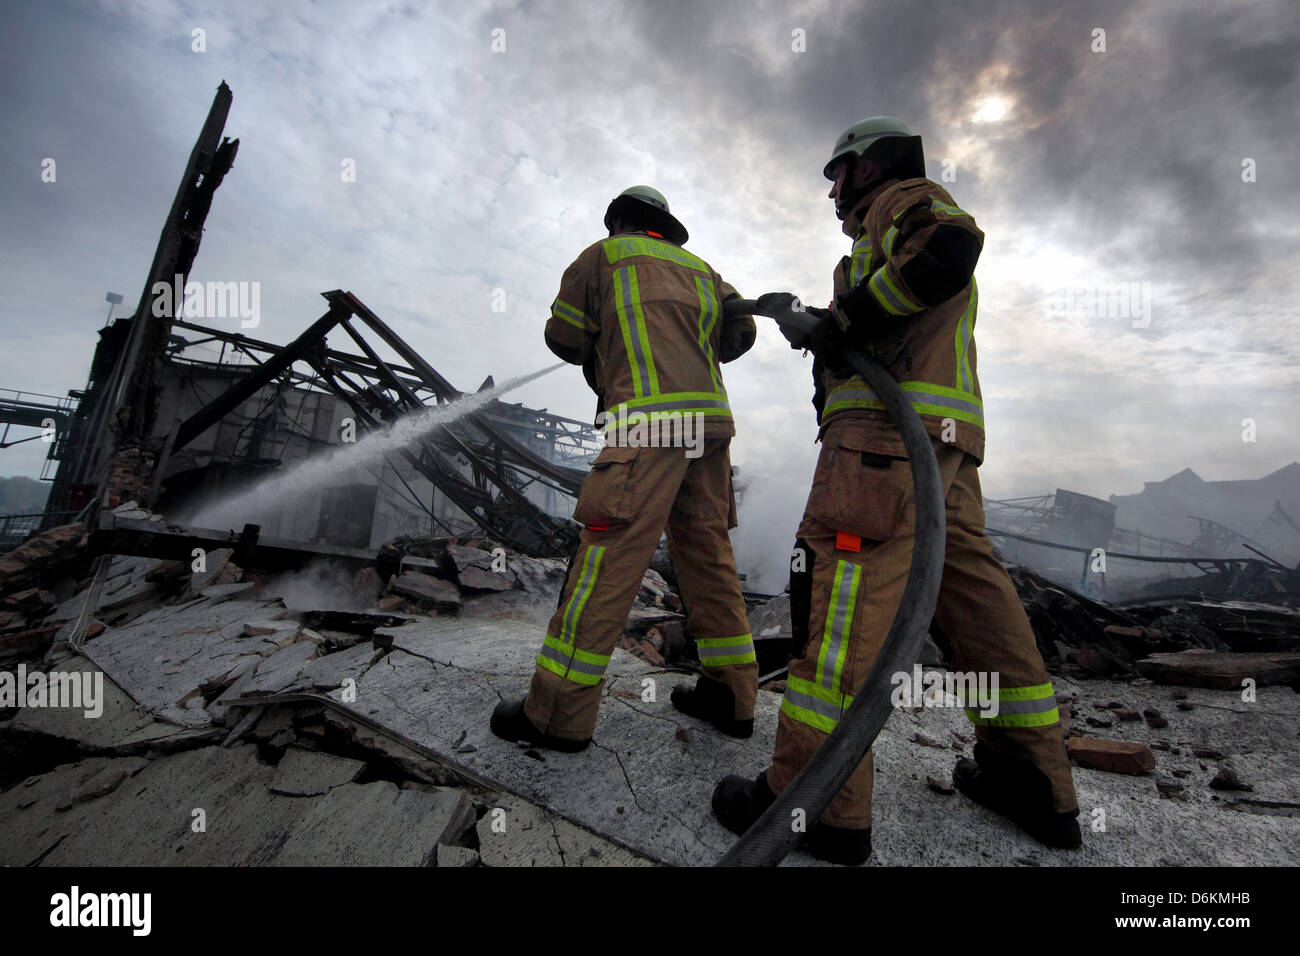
{"left": 491, "top": 186, "right": 760, "bottom": 752}
{"left": 711, "top": 119, "right": 1081, "bottom": 865}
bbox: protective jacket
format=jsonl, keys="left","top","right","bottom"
{"left": 544, "top": 231, "right": 755, "bottom": 439}
{"left": 817, "top": 178, "right": 986, "bottom": 463}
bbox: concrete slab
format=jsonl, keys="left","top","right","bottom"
{"left": 271, "top": 747, "right": 365, "bottom": 795}
{"left": 269, "top": 620, "right": 1300, "bottom": 865}
{"left": 76, "top": 609, "right": 1300, "bottom": 866}
{"left": 436, "top": 843, "right": 480, "bottom": 867}
{"left": 0, "top": 744, "right": 472, "bottom": 867}
{"left": 80, "top": 597, "right": 299, "bottom": 728}
{"left": 8, "top": 655, "right": 218, "bottom": 753}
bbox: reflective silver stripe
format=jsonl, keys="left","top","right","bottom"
{"left": 612, "top": 398, "right": 730, "bottom": 415}
{"left": 784, "top": 683, "right": 844, "bottom": 724}
{"left": 828, "top": 387, "right": 982, "bottom": 420}
{"left": 870, "top": 269, "right": 917, "bottom": 315}
{"left": 850, "top": 236, "right": 873, "bottom": 286}
{"left": 539, "top": 642, "right": 606, "bottom": 678}
{"left": 696, "top": 276, "right": 722, "bottom": 391}
{"left": 561, "top": 546, "right": 602, "bottom": 643}
{"left": 957, "top": 279, "right": 977, "bottom": 392}
{"left": 616, "top": 268, "right": 653, "bottom": 397}
{"left": 883, "top": 224, "right": 899, "bottom": 258}
{"left": 970, "top": 695, "right": 1058, "bottom": 716}
{"left": 552, "top": 299, "right": 586, "bottom": 325}
{"left": 820, "top": 561, "right": 856, "bottom": 691}
{"left": 698, "top": 277, "right": 718, "bottom": 341}
{"left": 698, "top": 640, "right": 755, "bottom": 661}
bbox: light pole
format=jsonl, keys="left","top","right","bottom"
{"left": 104, "top": 291, "right": 123, "bottom": 326}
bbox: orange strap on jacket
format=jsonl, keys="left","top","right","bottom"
{"left": 836, "top": 530, "right": 862, "bottom": 552}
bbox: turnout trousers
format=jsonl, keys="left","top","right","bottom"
{"left": 766, "top": 418, "right": 1078, "bottom": 829}
{"left": 524, "top": 437, "right": 758, "bottom": 742}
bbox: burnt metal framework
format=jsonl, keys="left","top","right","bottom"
{"left": 984, "top": 493, "right": 1195, "bottom": 558}
{"left": 38, "top": 82, "right": 240, "bottom": 528}
{"left": 0, "top": 389, "right": 78, "bottom": 477}
{"left": 166, "top": 290, "right": 597, "bottom": 557}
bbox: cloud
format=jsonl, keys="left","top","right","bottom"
{"left": 0, "top": 0, "right": 1295, "bottom": 555}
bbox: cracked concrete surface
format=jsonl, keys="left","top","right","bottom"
{"left": 224, "top": 617, "right": 1300, "bottom": 866}
{"left": 17, "top": 593, "right": 1297, "bottom": 866}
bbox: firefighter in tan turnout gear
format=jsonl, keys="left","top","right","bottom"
{"left": 712, "top": 119, "right": 1081, "bottom": 865}
{"left": 491, "top": 186, "right": 761, "bottom": 752}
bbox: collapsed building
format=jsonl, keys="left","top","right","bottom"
{"left": 1, "top": 84, "right": 1297, "bottom": 867}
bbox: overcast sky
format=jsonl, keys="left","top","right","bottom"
{"left": 2, "top": 0, "right": 1297, "bottom": 582}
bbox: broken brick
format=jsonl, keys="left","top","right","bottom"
{"left": 1067, "top": 738, "right": 1156, "bottom": 774}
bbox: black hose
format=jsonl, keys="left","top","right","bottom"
{"left": 716, "top": 298, "right": 947, "bottom": 866}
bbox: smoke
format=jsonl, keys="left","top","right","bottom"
{"left": 185, "top": 362, "right": 565, "bottom": 532}
{"left": 258, "top": 561, "right": 369, "bottom": 613}
{"left": 730, "top": 464, "right": 813, "bottom": 595}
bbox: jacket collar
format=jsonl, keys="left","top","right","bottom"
{"left": 840, "top": 178, "right": 900, "bottom": 238}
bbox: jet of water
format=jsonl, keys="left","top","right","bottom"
{"left": 188, "top": 362, "right": 567, "bottom": 531}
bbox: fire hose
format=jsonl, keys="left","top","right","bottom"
{"left": 715, "top": 296, "right": 947, "bottom": 866}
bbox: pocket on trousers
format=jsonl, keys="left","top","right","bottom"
{"left": 572, "top": 445, "right": 640, "bottom": 526}
{"left": 807, "top": 431, "right": 913, "bottom": 543}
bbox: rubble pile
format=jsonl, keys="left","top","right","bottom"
{"left": 1005, "top": 565, "right": 1300, "bottom": 689}
{"left": 0, "top": 515, "right": 658, "bottom": 866}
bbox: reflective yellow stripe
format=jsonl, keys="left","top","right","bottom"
{"left": 931, "top": 199, "right": 970, "bottom": 218}
{"left": 883, "top": 224, "right": 900, "bottom": 258}
{"left": 868, "top": 267, "right": 923, "bottom": 316}
{"left": 695, "top": 276, "right": 723, "bottom": 392}
{"left": 697, "top": 633, "right": 756, "bottom": 667}
{"left": 816, "top": 560, "right": 861, "bottom": 693}
{"left": 824, "top": 381, "right": 984, "bottom": 429}
{"left": 849, "top": 235, "right": 874, "bottom": 286}
{"left": 780, "top": 673, "right": 853, "bottom": 734}
{"left": 551, "top": 298, "right": 591, "bottom": 331}
{"left": 603, "top": 235, "right": 708, "bottom": 272}
{"left": 613, "top": 266, "right": 659, "bottom": 399}
{"left": 603, "top": 391, "right": 732, "bottom": 432}
{"left": 540, "top": 546, "right": 610, "bottom": 686}
{"left": 962, "top": 680, "right": 1060, "bottom": 727}
{"left": 953, "top": 277, "right": 977, "bottom": 392}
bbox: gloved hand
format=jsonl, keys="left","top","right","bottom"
{"left": 834, "top": 276, "right": 890, "bottom": 328}
{"left": 755, "top": 292, "right": 834, "bottom": 352}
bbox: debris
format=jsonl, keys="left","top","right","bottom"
{"left": 1066, "top": 738, "right": 1156, "bottom": 774}
{"left": 389, "top": 571, "right": 462, "bottom": 614}
{"left": 271, "top": 747, "right": 366, "bottom": 796}
{"left": 1209, "top": 768, "right": 1253, "bottom": 792}
{"left": 436, "top": 843, "right": 480, "bottom": 867}
{"left": 927, "top": 775, "right": 955, "bottom": 795}
{"left": 1156, "top": 777, "right": 1187, "bottom": 799}
{"left": 1135, "top": 649, "right": 1300, "bottom": 689}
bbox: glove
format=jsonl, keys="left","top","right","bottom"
{"left": 755, "top": 292, "right": 834, "bottom": 352}
{"left": 834, "top": 275, "right": 894, "bottom": 333}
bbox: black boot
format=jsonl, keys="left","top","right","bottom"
{"left": 953, "top": 742, "right": 1081, "bottom": 849}
{"left": 806, "top": 822, "right": 872, "bottom": 866}
{"left": 712, "top": 771, "right": 776, "bottom": 835}
{"left": 671, "top": 676, "right": 754, "bottom": 738}
{"left": 490, "top": 698, "right": 590, "bottom": 753}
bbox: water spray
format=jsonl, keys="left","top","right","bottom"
{"left": 189, "top": 362, "right": 567, "bottom": 530}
